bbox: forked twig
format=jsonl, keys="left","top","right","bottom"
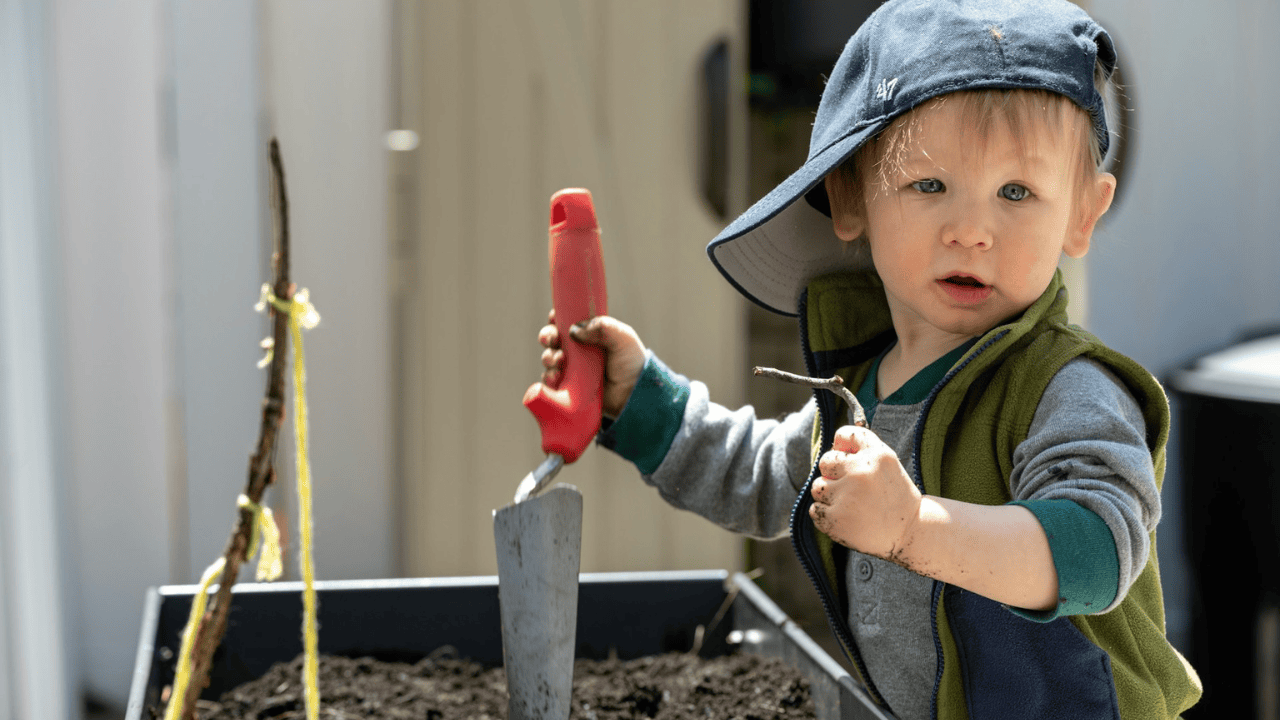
{"left": 752, "top": 366, "right": 867, "bottom": 428}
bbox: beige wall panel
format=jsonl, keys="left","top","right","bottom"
{"left": 595, "top": 1, "right": 664, "bottom": 321}
{"left": 585, "top": 2, "right": 672, "bottom": 571}
{"left": 470, "top": 0, "right": 549, "bottom": 559}
{"left": 649, "top": 1, "right": 751, "bottom": 571}
{"left": 401, "top": 0, "right": 747, "bottom": 577}
{"left": 408, "top": 0, "right": 469, "bottom": 575}
{"left": 521, "top": 0, "right": 674, "bottom": 573}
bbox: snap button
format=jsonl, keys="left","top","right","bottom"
{"left": 856, "top": 558, "right": 873, "bottom": 581}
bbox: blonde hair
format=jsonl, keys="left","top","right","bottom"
{"left": 828, "top": 76, "right": 1115, "bottom": 228}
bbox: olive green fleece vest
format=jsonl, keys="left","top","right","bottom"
{"left": 804, "top": 269, "right": 1202, "bottom": 719}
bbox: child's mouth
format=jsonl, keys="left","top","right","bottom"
{"left": 938, "top": 275, "right": 993, "bottom": 303}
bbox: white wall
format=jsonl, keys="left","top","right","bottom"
{"left": 1087, "top": 0, "right": 1280, "bottom": 650}
{"left": 53, "top": 0, "right": 175, "bottom": 708}
{"left": 0, "top": 1, "right": 76, "bottom": 717}
{"left": 169, "top": 0, "right": 268, "bottom": 588}
{"left": 261, "top": 0, "right": 396, "bottom": 582}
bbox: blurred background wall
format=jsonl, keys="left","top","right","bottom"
{"left": 0, "top": 1, "right": 1276, "bottom": 718}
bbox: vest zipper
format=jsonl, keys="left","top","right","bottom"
{"left": 791, "top": 300, "right": 890, "bottom": 710}
{"left": 910, "top": 330, "right": 1008, "bottom": 720}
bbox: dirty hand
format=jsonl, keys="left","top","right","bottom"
{"left": 538, "top": 310, "right": 646, "bottom": 418}
{"left": 810, "top": 424, "right": 923, "bottom": 563}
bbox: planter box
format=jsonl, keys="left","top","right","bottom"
{"left": 126, "top": 570, "right": 891, "bottom": 720}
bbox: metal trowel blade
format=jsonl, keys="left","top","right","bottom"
{"left": 494, "top": 483, "right": 583, "bottom": 720}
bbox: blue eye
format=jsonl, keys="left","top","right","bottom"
{"left": 912, "top": 178, "right": 944, "bottom": 193}
{"left": 1000, "top": 183, "right": 1029, "bottom": 201}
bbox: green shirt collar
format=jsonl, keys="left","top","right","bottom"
{"left": 856, "top": 339, "right": 979, "bottom": 423}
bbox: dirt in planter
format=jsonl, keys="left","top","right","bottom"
{"left": 193, "top": 649, "right": 817, "bottom": 720}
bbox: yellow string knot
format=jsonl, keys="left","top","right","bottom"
{"left": 237, "top": 494, "right": 283, "bottom": 582}
{"left": 255, "top": 284, "right": 321, "bottom": 367}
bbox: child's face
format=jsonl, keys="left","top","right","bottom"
{"left": 827, "top": 99, "right": 1114, "bottom": 345}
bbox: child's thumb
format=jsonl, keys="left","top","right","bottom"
{"left": 568, "top": 316, "right": 615, "bottom": 348}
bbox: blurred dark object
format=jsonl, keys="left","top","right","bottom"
{"left": 1171, "top": 329, "right": 1280, "bottom": 720}
{"left": 701, "top": 38, "right": 730, "bottom": 220}
{"left": 748, "top": 0, "right": 878, "bottom": 110}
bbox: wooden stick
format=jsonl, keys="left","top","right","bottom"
{"left": 177, "top": 138, "right": 293, "bottom": 720}
{"left": 752, "top": 366, "right": 868, "bottom": 428}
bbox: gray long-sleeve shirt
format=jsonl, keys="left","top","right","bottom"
{"left": 607, "top": 352, "right": 1160, "bottom": 720}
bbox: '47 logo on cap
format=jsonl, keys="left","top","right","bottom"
{"left": 875, "top": 77, "right": 899, "bottom": 102}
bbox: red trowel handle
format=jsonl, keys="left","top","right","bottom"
{"left": 522, "top": 188, "right": 608, "bottom": 464}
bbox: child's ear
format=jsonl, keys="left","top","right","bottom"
{"left": 1064, "top": 171, "right": 1116, "bottom": 258}
{"left": 824, "top": 173, "right": 866, "bottom": 242}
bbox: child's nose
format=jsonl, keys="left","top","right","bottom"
{"left": 942, "top": 209, "right": 994, "bottom": 250}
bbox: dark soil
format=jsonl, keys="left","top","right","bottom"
{"left": 194, "top": 650, "right": 816, "bottom": 720}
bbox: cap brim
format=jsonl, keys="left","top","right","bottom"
{"left": 707, "top": 125, "right": 878, "bottom": 316}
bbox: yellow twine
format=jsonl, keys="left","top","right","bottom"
{"left": 163, "top": 556, "right": 226, "bottom": 720}
{"left": 238, "top": 494, "right": 283, "bottom": 582}
{"left": 162, "top": 493, "right": 283, "bottom": 719}
{"left": 259, "top": 284, "right": 322, "bottom": 720}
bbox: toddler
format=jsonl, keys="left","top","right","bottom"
{"left": 535, "top": 1, "right": 1201, "bottom": 717}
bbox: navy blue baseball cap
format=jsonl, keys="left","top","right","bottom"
{"left": 708, "top": 0, "right": 1116, "bottom": 316}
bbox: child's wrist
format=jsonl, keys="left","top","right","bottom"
{"left": 887, "top": 494, "right": 933, "bottom": 571}
{"left": 597, "top": 352, "right": 690, "bottom": 475}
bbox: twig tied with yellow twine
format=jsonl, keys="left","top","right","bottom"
{"left": 164, "top": 139, "right": 313, "bottom": 720}
{"left": 164, "top": 287, "right": 320, "bottom": 720}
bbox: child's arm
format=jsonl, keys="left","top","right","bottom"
{"left": 538, "top": 311, "right": 815, "bottom": 539}
{"left": 1007, "top": 358, "right": 1162, "bottom": 615}
{"left": 811, "top": 425, "right": 1060, "bottom": 611}
{"left": 811, "top": 358, "right": 1160, "bottom": 615}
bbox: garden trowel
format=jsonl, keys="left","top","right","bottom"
{"left": 494, "top": 188, "right": 607, "bottom": 720}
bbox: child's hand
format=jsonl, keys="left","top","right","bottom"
{"left": 810, "top": 425, "right": 924, "bottom": 563}
{"left": 538, "top": 310, "right": 647, "bottom": 418}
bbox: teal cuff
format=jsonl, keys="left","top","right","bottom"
{"left": 597, "top": 352, "right": 690, "bottom": 475}
{"left": 1006, "top": 498, "right": 1120, "bottom": 622}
